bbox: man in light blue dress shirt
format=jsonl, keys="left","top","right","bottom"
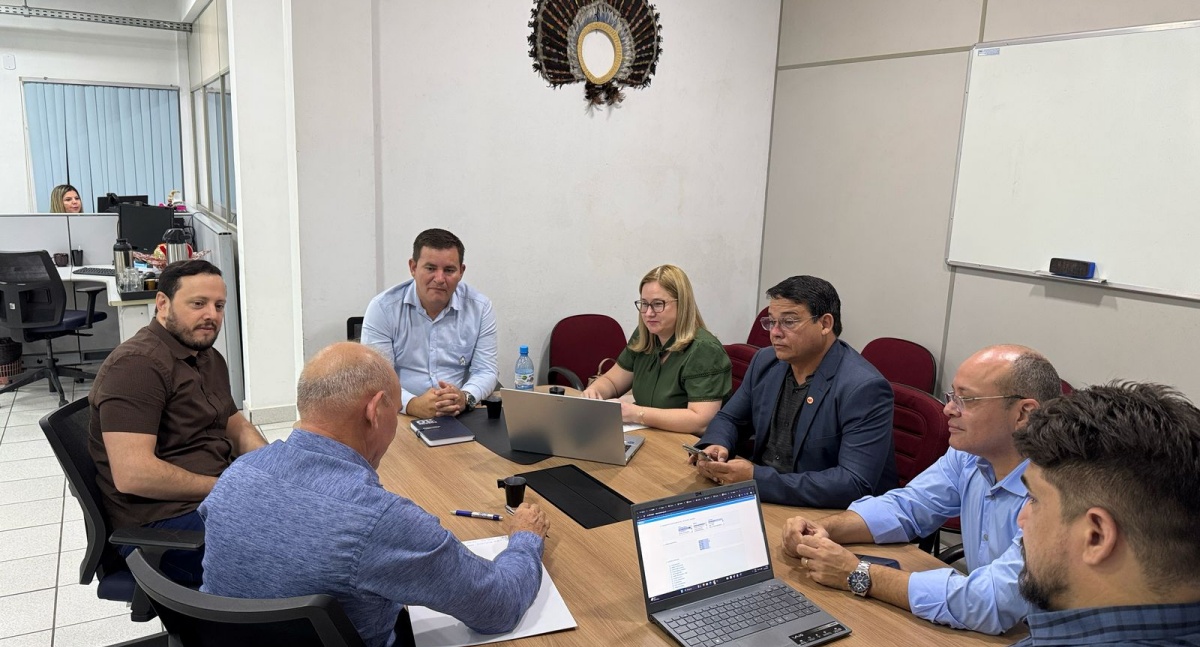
{"left": 361, "top": 228, "right": 498, "bottom": 419}
{"left": 782, "top": 345, "right": 1062, "bottom": 635}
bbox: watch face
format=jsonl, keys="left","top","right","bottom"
{"left": 848, "top": 569, "right": 871, "bottom": 595}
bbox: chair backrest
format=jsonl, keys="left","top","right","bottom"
{"left": 39, "top": 396, "right": 118, "bottom": 585}
{"left": 745, "top": 306, "right": 770, "bottom": 347}
{"left": 346, "top": 316, "right": 364, "bottom": 342}
{"left": 724, "top": 343, "right": 758, "bottom": 393}
{"left": 547, "top": 314, "right": 626, "bottom": 388}
{"left": 860, "top": 337, "right": 937, "bottom": 393}
{"left": 0, "top": 250, "right": 66, "bottom": 338}
{"left": 126, "top": 550, "right": 368, "bottom": 647}
{"left": 890, "top": 382, "right": 951, "bottom": 487}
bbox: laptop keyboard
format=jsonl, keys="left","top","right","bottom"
{"left": 665, "top": 583, "right": 819, "bottom": 646}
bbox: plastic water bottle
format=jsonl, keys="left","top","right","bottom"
{"left": 514, "top": 345, "right": 535, "bottom": 391}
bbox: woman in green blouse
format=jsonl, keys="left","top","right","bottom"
{"left": 582, "top": 264, "right": 732, "bottom": 436}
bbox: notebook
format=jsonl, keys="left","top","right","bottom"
{"left": 631, "top": 482, "right": 851, "bottom": 647}
{"left": 500, "top": 388, "right": 644, "bottom": 465}
{"left": 411, "top": 416, "right": 474, "bottom": 447}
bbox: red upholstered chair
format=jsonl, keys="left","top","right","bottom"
{"left": 546, "top": 314, "right": 626, "bottom": 390}
{"left": 860, "top": 337, "right": 937, "bottom": 394}
{"left": 724, "top": 343, "right": 758, "bottom": 393}
{"left": 746, "top": 307, "right": 771, "bottom": 347}
{"left": 891, "top": 382, "right": 951, "bottom": 488}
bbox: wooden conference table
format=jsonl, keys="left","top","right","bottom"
{"left": 377, "top": 400, "right": 1017, "bottom": 647}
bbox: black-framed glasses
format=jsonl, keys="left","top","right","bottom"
{"left": 943, "top": 392, "right": 1026, "bottom": 411}
{"left": 634, "top": 299, "right": 676, "bottom": 314}
{"left": 759, "top": 314, "right": 818, "bottom": 332}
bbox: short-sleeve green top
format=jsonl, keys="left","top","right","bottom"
{"left": 616, "top": 327, "right": 732, "bottom": 409}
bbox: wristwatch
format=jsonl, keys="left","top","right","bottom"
{"left": 848, "top": 560, "right": 872, "bottom": 597}
{"left": 464, "top": 393, "right": 477, "bottom": 412}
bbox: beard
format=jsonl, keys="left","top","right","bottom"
{"left": 1019, "top": 542, "right": 1068, "bottom": 611}
{"left": 163, "top": 309, "right": 221, "bottom": 351}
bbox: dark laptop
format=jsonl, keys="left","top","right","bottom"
{"left": 632, "top": 482, "right": 851, "bottom": 647}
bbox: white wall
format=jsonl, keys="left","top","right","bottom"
{"left": 368, "top": 1, "right": 781, "bottom": 380}
{"left": 225, "top": 0, "right": 304, "bottom": 423}
{"left": 0, "top": 13, "right": 189, "bottom": 212}
{"left": 764, "top": 0, "right": 1200, "bottom": 400}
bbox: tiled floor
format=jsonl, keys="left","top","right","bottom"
{"left": 0, "top": 382, "right": 296, "bottom": 647}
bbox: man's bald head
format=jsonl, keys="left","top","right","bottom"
{"left": 966, "top": 345, "right": 1061, "bottom": 407}
{"left": 297, "top": 342, "right": 399, "bottom": 421}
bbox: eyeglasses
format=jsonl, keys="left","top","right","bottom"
{"left": 943, "top": 392, "right": 1026, "bottom": 411}
{"left": 759, "top": 314, "right": 819, "bottom": 332}
{"left": 634, "top": 299, "right": 677, "bottom": 314}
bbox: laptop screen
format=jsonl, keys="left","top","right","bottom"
{"left": 633, "top": 484, "right": 771, "bottom": 604}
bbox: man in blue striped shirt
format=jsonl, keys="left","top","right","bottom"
{"left": 1011, "top": 382, "right": 1200, "bottom": 646}
{"left": 199, "top": 343, "right": 549, "bottom": 647}
{"left": 782, "top": 345, "right": 1062, "bottom": 634}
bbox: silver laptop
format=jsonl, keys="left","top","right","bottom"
{"left": 501, "top": 388, "right": 645, "bottom": 465}
{"left": 632, "top": 482, "right": 851, "bottom": 647}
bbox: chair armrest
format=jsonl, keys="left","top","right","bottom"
{"left": 546, "top": 366, "right": 584, "bottom": 391}
{"left": 110, "top": 527, "right": 204, "bottom": 553}
{"left": 75, "top": 285, "right": 108, "bottom": 328}
{"left": 938, "top": 543, "right": 966, "bottom": 566}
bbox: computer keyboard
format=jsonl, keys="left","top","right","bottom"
{"left": 73, "top": 267, "right": 116, "bottom": 277}
{"left": 665, "top": 584, "right": 819, "bottom": 646}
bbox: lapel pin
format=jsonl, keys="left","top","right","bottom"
{"left": 806, "top": 396, "right": 814, "bottom": 404}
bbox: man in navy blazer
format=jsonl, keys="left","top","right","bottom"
{"left": 693, "top": 276, "right": 896, "bottom": 507}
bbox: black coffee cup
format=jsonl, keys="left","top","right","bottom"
{"left": 53, "top": 253, "right": 69, "bottom": 267}
{"left": 483, "top": 395, "right": 502, "bottom": 419}
{"left": 71, "top": 249, "right": 83, "bottom": 266}
{"left": 497, "top": 476, "right": 527, "bottom": 512}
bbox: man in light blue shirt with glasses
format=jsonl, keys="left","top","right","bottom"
{"left": 783, "top": 345, "right": 1062, "bottom": 635}
{"left": 361, "top": 229, "right": 498, "bottom": 419}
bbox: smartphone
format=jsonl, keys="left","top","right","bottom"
{"left": 855, "top": 554, "right": 901, "bottom": 569}
{"left": 682, "top": 443, "right": 711, "bottom": 461}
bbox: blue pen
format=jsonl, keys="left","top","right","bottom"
{"left": 452, "top": 510, "right": 502, "bottom": 521}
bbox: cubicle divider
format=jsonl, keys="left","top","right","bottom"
{"left": 192, "top": 211, "right": 244, "bottom": 405}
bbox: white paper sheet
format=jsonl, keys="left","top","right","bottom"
{"left": 408, "top": 536, "right": 576, "bottom": 647}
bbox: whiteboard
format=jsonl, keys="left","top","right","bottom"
{"left": 946, "top": 22, "right": 1200, "bottom": 300}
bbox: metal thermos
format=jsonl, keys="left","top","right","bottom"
{"left": 163, "top": 228, "right": 190, "bottom": 264}
{"left": 113, "top": 238, "right": 133, "bottom": 275}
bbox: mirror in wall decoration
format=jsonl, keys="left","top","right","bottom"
{"left": 527, "top": 0, "right": 663, "bottom": 107}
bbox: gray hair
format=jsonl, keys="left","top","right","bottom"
{"left": 998, "top": 351, "right": 1062, "bottom": 406}
{"left": 296, "top": 344, "right": 396, "bottom": 418}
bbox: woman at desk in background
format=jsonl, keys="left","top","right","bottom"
{"left": 582, "top": 264, "right": 732, "bottom": 436}
{"left": 50, "top": 184, "right": 83, "bottom": 213}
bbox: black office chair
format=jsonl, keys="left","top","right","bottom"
{"left": 0, "top": 250, "right": 108, "bottom": 406}
{"left": 39, "top": 398, "right": 203, "bottom": 632}
{"left": 128, "top": 548, "right": 417, "bottom": 647}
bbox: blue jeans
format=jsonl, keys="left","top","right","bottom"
{"left": 118, "top": 510, "right": 205, "bottom": 586}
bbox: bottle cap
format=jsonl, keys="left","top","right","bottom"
{"left": 519, "top": 345, "right": 529, "bottom": 354}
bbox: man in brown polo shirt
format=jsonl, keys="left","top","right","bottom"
{"left": 88, "top": 259, "right": 265, "bottom": 583}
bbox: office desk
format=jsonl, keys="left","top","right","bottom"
{"left": 377, "top": 414, "right": 1018, "bottom": 647}
{"left": 58, "top": 265, "right": 155, "bottom": 343}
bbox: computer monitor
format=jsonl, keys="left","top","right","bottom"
{"left": 97, "top": 194, "right": 149, "bottom": 213}
{"left": 118, "top": 204, "right": 175, "bottom": 255}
